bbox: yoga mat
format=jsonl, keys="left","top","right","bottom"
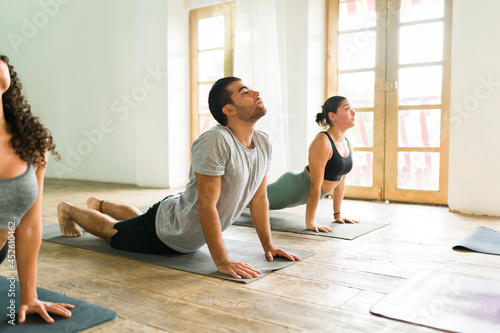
{"left": 0, "top": 276, "right": 116, "bottom": 332}
{"left": 370, "top": 270, "right": 500, "bottom": 333}
{"left": 42, "top": 224, "right": 315, "bottom": 284}
{"left": 233, "top": 210, "right": 389, "bottom": 240}
{"left": 453, "top": 226, "right": 500, "bottom": 255}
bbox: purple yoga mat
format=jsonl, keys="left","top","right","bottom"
{"left": 370, "top": 270, "right": 500, "bottom": 333}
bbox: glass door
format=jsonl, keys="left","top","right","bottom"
{"left": 327, "top": 0, "right": 451, "bottom": 204}
{"left": 384, "top": 0, "right": 451, "bottom": 204}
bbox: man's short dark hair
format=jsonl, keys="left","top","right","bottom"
{"left": 208, "top": 77, "right": 241, "bottom": 126}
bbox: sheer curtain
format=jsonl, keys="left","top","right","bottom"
{"left": 234, "top": 0, "right": 290, "bottom": 182}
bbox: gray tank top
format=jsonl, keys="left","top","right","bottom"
{"left": 0, "top": 159, "right": 38, "bottom": 229}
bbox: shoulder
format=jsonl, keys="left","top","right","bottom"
{"left": 308, "top": 132, "right": 332, "bottom": 164}
{"left": 193, "top": 125, "right": 231, "bottom": 147}
{"left": 191, "top": 125, "right": 233, "bottom": 162}
{"left": 310, "top": 132, "right": 331, "bottom": 151}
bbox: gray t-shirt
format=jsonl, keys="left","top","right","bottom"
{"left": 155, "top": 124, "right": 272, "bottom": 253}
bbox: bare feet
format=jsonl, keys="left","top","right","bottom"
{"left": 86, "top": 196, "right": 102, "bottom": 211}
{"left": 57, "top": 202, "right": 82, "bottom": 237}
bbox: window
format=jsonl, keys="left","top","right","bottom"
{"left": 189, "top": 3, "right": 234, "bottom": 145}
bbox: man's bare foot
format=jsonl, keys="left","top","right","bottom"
{"left": 86, "top": 196, "right": 103, "bottom": 211}
{"left": 57, "top": 202, "right": 83, "bottom": 237}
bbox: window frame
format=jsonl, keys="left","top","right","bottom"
{"left": 189, "top": 2, "right": 235, "bottom": 146}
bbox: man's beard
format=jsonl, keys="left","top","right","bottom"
{"left": 237, "top": 104, "right": 267, "bottom": 123}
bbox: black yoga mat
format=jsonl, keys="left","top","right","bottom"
{"left": 42, "top": 224, "right": 315, "bottom": 284}
{"left": 0, "top": 276, "right": 116, "bottom": 332}
{"left": 370, "top": 270, "right": 500, "bottom": 333}
{"left": 453, "top": 226, "right": 500, "bottom": 255}
{"left": 233, "top": 210, "right": 389, "bottom": 240}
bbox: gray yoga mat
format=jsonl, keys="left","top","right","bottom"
{"left": 0, "top": 275, "right": 116, "bottom": 332}
{"left": 233, "top": 210, "right": 389, "bottom": 240}
{"left": 42, "top": 224, "right": 314, "bottom": 284}
{"left": 370, "top": 270, "right": 500, "bottom": 333}
{"left": 453, "top": 226, "right": 500, "bottom": 255}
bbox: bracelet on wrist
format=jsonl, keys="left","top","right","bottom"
{"left": 334, "top": 212, "right": 341, "bottom": 216}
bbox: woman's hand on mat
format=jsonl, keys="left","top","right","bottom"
{"left": 217, "top": 260, "right": 262, "bottom": 279}
{"left": 334, "top": 216, "right": 360, "bottom": 224}
{"left": 307, "top": 223, "right": 334, "bottom": 233}
{"left": 265, "top": 246, "right": 301, "bottom": 262}
{"left": 18, "top": 298, "right": 74, "bottom": 323}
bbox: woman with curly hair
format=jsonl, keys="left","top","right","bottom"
{"left": 0, "top": 55, "right": 73, "bottom": 323}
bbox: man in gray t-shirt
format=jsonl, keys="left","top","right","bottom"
{"left": 155, "top": 123, "right": 271, "bottom": 253}
{"left": 58, "top": 77, "right": 300, "bottom": 279}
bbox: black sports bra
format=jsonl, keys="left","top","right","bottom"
{"left": 307, "top": 132, "right": 353, "bottom": 181}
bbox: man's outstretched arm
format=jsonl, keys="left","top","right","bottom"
{"left": 249, "top": 173, "right": 301, "bottom": 262}
{"left": 195, "top": 172, "right": 262, "bottom": 279}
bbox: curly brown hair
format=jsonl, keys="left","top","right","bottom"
{"left": 1, "top": 55, "right": 59, "bottom": 166}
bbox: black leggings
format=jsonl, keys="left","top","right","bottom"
{"left": 0, "top": 241, "right": 8, "bottom": 265}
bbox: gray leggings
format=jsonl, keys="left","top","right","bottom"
{"left": 267, "top": 170, "right": 328, "bottom": 210}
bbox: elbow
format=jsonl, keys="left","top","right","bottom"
{"left": 249, "top": 195, "right": 269, "bottom": 210}
{"left": 308, "top": 184, "right": 322, "bottom": 196}
{"left": 197, "top": 205, "right": 207, "bottom": 218}
{"left": 310, "top": 183, "right": 321, "bottom": 191}
{"left": 197, "top": 202, "right": 216, "bottom": 218}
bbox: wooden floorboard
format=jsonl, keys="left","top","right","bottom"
{"left": 1, "top": 178, "right": 499, "bottom": 332}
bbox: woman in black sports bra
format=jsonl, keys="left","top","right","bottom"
{"left": 267, "top": 96, "right": 359, "bottom": 232}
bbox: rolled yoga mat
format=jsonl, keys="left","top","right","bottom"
{"left": 0, "top": 276, "right": 116, "bottom": 332}
{"left": 370, "top": 270, "right": 500, "bottom": 333}
{"left": 453, "top": 226, "right": 500, "bottom": 255}
{"left": 233, "top": 210, "right": 390, "bottom": 240}
{"left": 42, "top": 224, "right": 315, "bottom": 284}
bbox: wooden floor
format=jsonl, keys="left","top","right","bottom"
{"left": 2, "top": 178, "right": 499, "bottom": 332}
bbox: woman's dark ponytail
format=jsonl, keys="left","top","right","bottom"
{"left": 315, "top": 112, "right": 329, "bottom": 127}
{"left": 315, "top": 96, "right": 347, "bottom": 127}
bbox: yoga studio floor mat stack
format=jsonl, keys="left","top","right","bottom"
{"left": 453, "top": 226, "right": 500, "bottom": 255}
{"left": 370, "top": 270, "right": 500, "bottom": 333}
{"left": 234, "top": 210, "right": 390, "bottom": 239}
{"left": 42, "top": 224, "right": 314, "bottom": 283}
{"left": 0, "top": 276, "right": 116, "bottom": 332}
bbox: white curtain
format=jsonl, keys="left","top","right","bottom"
{"left": 234, "top": 0, "right": 290, "bottom": 182}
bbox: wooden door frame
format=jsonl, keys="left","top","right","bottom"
{"left": 189, "top": 3, "right": 234, "bottom": 146}
{"left": 325, "top": 0, "right": 387, "bottom": 201}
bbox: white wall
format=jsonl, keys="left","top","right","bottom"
{"left": 448, "top": 0, "right": 500, "bottom": 216}
{"left": 0, "top": 0, "right": 190, "bottom": 188}
{"left": 166, "top": 0, "right": 190, "bottom": 188}
{"left": 306, "top": 0, "right": 326, "bottom": 156}
{"left": 276, "top": 0, "right": 309, "bottom": 171}
{"left": 282, "top": 0, "right": 326, "bottom": 171}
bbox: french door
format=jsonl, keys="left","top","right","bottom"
{"left": 326, "top": 0, "right": 452, "bottom": 205}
